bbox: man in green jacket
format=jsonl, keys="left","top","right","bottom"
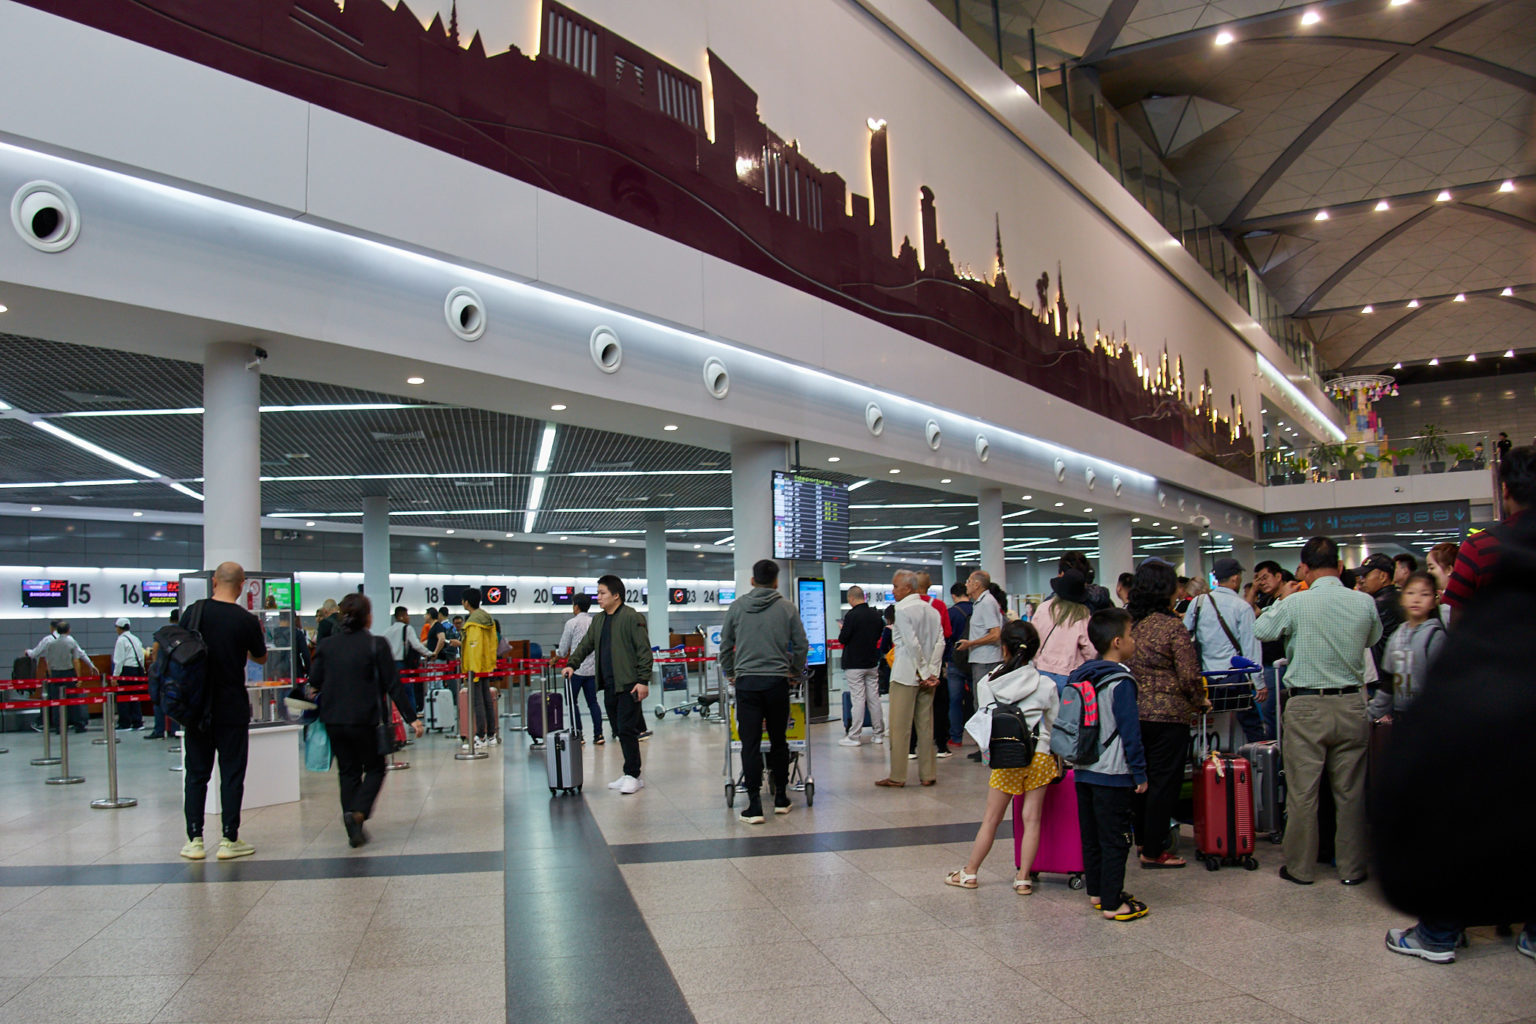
{"left": 564, "top": 575, "right": 653, "bottom": 794}
{"left": 719, "top": 558, "right": 809, "bottom": 824}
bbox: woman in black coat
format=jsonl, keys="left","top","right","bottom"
{"left": 308, "top": 593, "right": 422, "bottom": 847}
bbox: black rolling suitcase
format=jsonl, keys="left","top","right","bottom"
{"left": 544, "top": 667, "right": 582, "bottom": 795}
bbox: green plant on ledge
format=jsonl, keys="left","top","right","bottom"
{"left": 1447, "top": 442, "right": 1477, "bottom": 469}
{"left": 1418, "top": 424, "right": 1448, "bottom": 468}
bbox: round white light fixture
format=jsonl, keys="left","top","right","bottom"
{"left": 132, "top": 511, "right": 143, "bottom": 517}
{"left": 590, "top": 326, "right": 622, "bottom": 372}
{"left": 1215, "top": 30, "right": 1234, "bottom": 45}
{"left": 1085, "top": 468, "right": 1097, "bottom": 490}
{"left": 304, "top": 520, "right": 315, "bottom": 527}
{"left": 940, "top": 478, "right": 952, "bottom": 484}
{"left": 11, "top": 180, "right": 81, "bottom": 253}
{"left": 702, "top": 356, "right": 730, "bottom": 398}
{"left": 663, "top": 424, "right": 679, "bottom": 431}
{"left": 0, "top": 304, "right": 8, "bottom": 314}
{"left": 444, "top": 286, "right": 485, "bottom": 341}
{"left": 445, "top": 529, "right": 455, "bottom": 535}
{"left": 550, "top": 403, "right": 567, "bottom": 412}
{"left": 865, "top": 402, "right": 885, "bottom": 436}
{"left": 406, "top": 376, "right": 425, "bottom": 385}
{"left": 30, "top": 506, "right": 42, "bottom": 512}
{"left": 827, "top": 456, "right": 841, "bottom": 463}
{"left": 888, "top": 468, "right": 901, "bottom": 475}
{"left": 1053, "top": 501, "right": 1064, "bottom": 507}
{"left": 608, "top": 538, "right": 617, "bottom": 544}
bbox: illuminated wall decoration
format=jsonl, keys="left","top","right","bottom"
{"left": 24, "top": 0, "right": 1255, "bottom": 478}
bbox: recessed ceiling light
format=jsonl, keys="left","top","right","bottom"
{"left": 1393, "top": 362, "right": 1403, "bottom": 369}
{"left": 693, "top": 543, "right": 701, "bottom": 549}
{"left": 1300, "top": 9, "right": 1321, "bottom": 25}
{"left": 1374, "top": 200, "right": 1390, "bottom": 212}
{"left": 1429, "top": 357, "right": 1440, "bottom": 366}
{"left": 304, "top": 520, "right": 315, "bottom": 526}
{"left": 559, "top": 535, "right": 568, "bottom": 540}
{"left": 1361, "top": 304, "right": 1374, "bottom": 314}
{"left": 1215, "top": 30, "right": 1234, "bottom": 45}
{"left": 1131, "top": 517, "right": 1141, "bottom": 523}
{"left": 550, "top": 403, "right": 567, "bottom": 412}
{"left": 445, "top": 529, "right": 455, "bottom": 535}
{"left": 1314, "top": 210, "right": 1329, "bottom": 221}
{"left": 406, "top": 376, "right": 425, "bottom": 385}
{"left": 888, "top": 468, "right": 901, "bottom": 474}
{"left": 1082, "top": 507, "right": 1093, "bottom": 513}
{"left": 1054, "top": 501, "right": 1064, "bottom": 507}
{"left": 1498, "top": 180, "right": 1515, "bottom": 193}
{"left": 663, "top": 424, "right": 679, "bottom": 431}
{"left": 1466, "top": 353, "right": 1477, "bottom": 362}
{"left": 1453, "top": 293, "right": 1466, "bottom": 302}
{"left": 536, "top": 545, "right": 544, "bottom": 551}
{"left": 1504, "top": 349, "right": 1515, "bottom": 358}
{"left": 132, "top": 511, "right": 143, "bottom": 517}
{"left": 1152, "top": 521, "right": 1161, "bottom": 527}
{"left": 1407, "top": 299, "right": 1419, "bottom": 308}
{"left": 827, "top": 456, "right": 841, "bottom": 463}
{"left": 1389, "top": 0, "right": 1409, "bottom": 6}
{"left": 1022, "top": 494, "right": 1033, "bottom": 500}
{"left": 1435, "top": 190, "right": 1452, "bottom": 202}
{"left": 505, "top": 532, "right": 514, "bottom": 538}
{"left": 29, "top": 506, "right": 42, "bottom": 512}
{"left": 1501, "top": 287, "right": 1514, "bottom": 297}
{"left": 609, "top": 538, "right": 617, "bottom": 543}
{"left": 940, "top": 478, "right": 952, "bottom": 484}
{"left": 0, "top": 303, "right": 8, "bottom": 314}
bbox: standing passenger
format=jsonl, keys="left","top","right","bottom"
{"left": 875, "top": 571, "right": 943, "bottom": 788}
{"left": 562, "top": 576, "right": 652, "bottom": 794}
{"left": 111, "top": 617, "right": 147, "bottom": 730}
{"left": 837, "top": 585, "right": 886, "bottom": 747}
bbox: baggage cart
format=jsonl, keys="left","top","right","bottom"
{"left": 721, "top": 668, "right": 814, "bottom": 808}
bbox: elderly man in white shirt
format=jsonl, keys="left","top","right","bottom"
{"left": 876, "top": 570, "right": 945, "bottom": 788}
{"left": 111, "top": 617, "right": 148, "bottom": 729}
{"left": 27, "top": 620, "right": 97, "bottom": 733}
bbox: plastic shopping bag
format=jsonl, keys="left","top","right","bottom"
{"left": 963, "top": 706, "right": 992, "bottom": 760}
{"left": 304, "top": 720, "right": 333, "bottom": 772}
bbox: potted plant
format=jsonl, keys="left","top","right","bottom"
{"left": 1381, "top": 446, "right": 1415, "bottom": 477}
{"left": 1447, "top": 442, "right": 1477, "bottom": 471}
{"left": 1360, "top": 451, "right": 1385, "bottom": 479}
{"left": 1286, "top": 455, "right": 1308, "bottom": 484}
{"left": 1337, "top": 444, "right": 1362, "bottom": 480}
{"left": 1308, "top": 441, "right": 1338, "bottom": 480}
{"left": 1418, "top": 425, "right": 1448, "bottom": 473}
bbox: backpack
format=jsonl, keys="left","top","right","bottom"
{"left": 987, "top": 700, "right": 1039, "bottom": 768}
{"left": 1050, "top": 671, "right": 1127, "bottom": 767}
{"left": 397, "top": 623, "right": 422, "bottom": 671}
{"left": 157, "top": 601, "right": 211, "bottom": 731}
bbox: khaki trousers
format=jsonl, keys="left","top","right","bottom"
{"left": 1280, "top": 690, "right": 1369, "bottom": 881}
{"left": 887, "top": 682, "right": 935, "bottom": 784}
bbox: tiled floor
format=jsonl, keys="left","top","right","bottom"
{"left": 0, "top": 707, "right": 1530, "bottom": 1024}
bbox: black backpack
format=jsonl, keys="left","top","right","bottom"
{"left": 988, "top": 700, "right": 1039, "bottom": 769}
{"left": 158, "top": 601, "right": 211, "bottom": 730}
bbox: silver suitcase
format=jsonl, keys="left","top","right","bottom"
{"left": 425, "top": 688, "right": 456, "bottom": 732}
{"left": 543, "top": 668, "right": 582, "bottom": 795}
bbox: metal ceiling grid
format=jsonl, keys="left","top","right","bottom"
{"left": 0, "top": 416, "right": 135, "bottom": 483}
{"left": 0, "top": 332, "right": 203, "bottom": 413}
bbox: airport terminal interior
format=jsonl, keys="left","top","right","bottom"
{"left": 0, "top": 0, "right": 1532, "bottom": 1021}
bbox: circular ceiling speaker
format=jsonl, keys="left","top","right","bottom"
{"left": 975, "top": 434, "right": 990, "bottom": 462}
{"left": 589, "top": 326, "right": 622, "bottom": 373}
{"left": 1054, "top": 457, "right": 1066, "bottom": 482}
{"left": 1112, "top": 475, "right": 1123, "bottom": 497}
{"left": 1157, "top": 490, "right": 1167, "bottom": 507}
{"left": 1085, "top": 468, "right": 1097, "bottom": 490}
{"left": 865, "top": 402, "right": 884, "bottom": 436}
{"left": 11, "top": 180, "right": 80, "bottom": 253}
{"left": 444, "top": 286, "right": 486, "bottom": 341}
{"left": 702, "top": 357, "right": 729, "bottom": 398}
{"left": 924, "top": 419, "right": 942, "bottom": 450}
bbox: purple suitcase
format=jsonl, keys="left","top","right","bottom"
{"left": 1014, "top": 769, "right": 1085, "bottom": 889}
{"left": 527, "top": 691, "right": 563, "bottom": 742}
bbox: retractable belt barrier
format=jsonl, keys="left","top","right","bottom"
{"left": 2, "top": 675, "right": 153, "bottom": 800}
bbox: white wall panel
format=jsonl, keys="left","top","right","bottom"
{"left": 701, "top": 255, "right": 823, "bottom": 369}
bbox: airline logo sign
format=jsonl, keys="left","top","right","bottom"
{"left": 1258, "top": 500, "right": 1471, "bottom": 538}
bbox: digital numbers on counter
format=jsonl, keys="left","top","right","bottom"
{"left": 772, "top": 471, "right": 849, "bottom": 562}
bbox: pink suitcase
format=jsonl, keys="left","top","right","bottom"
{"left": 1013, "top": 769, "right": 1086, "bottom": 889}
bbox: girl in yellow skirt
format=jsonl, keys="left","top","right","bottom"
{"left": 946, "top": 619, "right": 1060, "bottom": 894}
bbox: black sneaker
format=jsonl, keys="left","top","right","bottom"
{"left": 773, "top": 790, "right": 791, "bottom": 815}
{"left": 738, "top": 798, "right": 765, "bottom": 825}
{"left": 343, "top": 812, "right": 365, "bottom": 848}
{"left": 967, "top": 750, "right": 984, "bottom": 762}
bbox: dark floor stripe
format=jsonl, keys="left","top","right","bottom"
{"left": 0, "top": 849, "right": 503, "bottom": 888}
{"left": 504, "top": 746, "right": 694, "bottom": 1023}
{"left": 610, "top": 818, "right": 1014, "bottom": 865}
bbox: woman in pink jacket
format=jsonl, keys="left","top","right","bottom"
{"left": 1032, "top": 570, "right": 1096, "bottom": 690}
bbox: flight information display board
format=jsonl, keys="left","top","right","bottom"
{"left": 772, "top": 471, "right": 850, "bottom": 562}
{"left": 142, "top": 580, "right": 180, "bottom": 607}
{"left": 21, "top": 579, "right": 68, "bottom": 608}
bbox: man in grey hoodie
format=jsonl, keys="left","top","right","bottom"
{"left": 719, "top": 558, "right": 809, "bottom": 824}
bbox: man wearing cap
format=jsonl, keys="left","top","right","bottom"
{"left": 1357, "top": 553, "right": 1403, "bottom": 670}
{"left": 1183, "top": 557, "right": 1263, "bottom": 744}
{"left": 111, "top": 618, "right": 148, "bottom": 730}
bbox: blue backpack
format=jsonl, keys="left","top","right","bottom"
{"left": 158, "top": 601, "right": 211, "bottom": 731}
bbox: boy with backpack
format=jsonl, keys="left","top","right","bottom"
{"left": 1061, "top": 608, "right": 1149, "bottom": 921}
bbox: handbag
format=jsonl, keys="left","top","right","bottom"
{"left": 372, "top": 637, "right": 397, "bottom": 755}
{"left": 303, "top": 720, "right": 332, "bottom": 771}
{"left": 987, "top": 700, "right": 1039, "bottom": 769}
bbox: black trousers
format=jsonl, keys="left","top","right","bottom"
{"left": 1134, "top": 720, "right": 1189, "bottom": 859}
{"left": 736, "top": 679, "right": 790, "bottom": 797}
{"left": 183, "top": 721, "right": 250, "bottom": 841}
{"left": 1077, "top": 780, "right": 1136, "bottom": 906}
{"left": 604, "top": 686, "right": 644, "bottom": 778}
{"left": 329, "top": 723, "right": 388, "bottom": 820}
{"left": 48, "top": 672, "right": 88, "bottom": 731}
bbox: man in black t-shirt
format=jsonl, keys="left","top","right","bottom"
{"left": 180, "top": 562, "right": 267, "bottom": 862}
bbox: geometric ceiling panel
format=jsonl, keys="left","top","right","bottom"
{"left": 1113, "top": 0, "right": 1315, "bottom": 51}
{"left": 1140, "top": 94, "right": 1243, "bottom": 156}
{"left": 1241, "top": 229, "right": 1317, "bottom": 273}
{"left": 1315, "top": 295, "right": 1536, "bottom": 372}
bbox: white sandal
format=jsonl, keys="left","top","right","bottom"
{"left": 945, "top": 867, "right": 979, "bottom": 889}
{"left": 1013, "top": 877, "right": 1034, "bottom": 895}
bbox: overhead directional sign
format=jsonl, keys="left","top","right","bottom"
{"left": 1259, "top": 500, "right": 1471, "bottom": 539}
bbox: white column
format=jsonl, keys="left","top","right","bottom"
{"left": 1183, "top": 527, "right": 1204, "bottom": 579}
{"left": 940, "top": 544, "right": 956, "bottom": 595}
{"left": 730, "top": 441, "right": 790, "bottom": 595}
{"left": 362, "top": 496, "right": 390, "bottom": 611}
{"left": 1097, "top": 513, "right": 1134, "bottom": 591}
{"left": 202, "top": 342, "right": 261, "bottom": 570}
{"left": 821, "top": 560, "right": 841, "bottom": 690}
{"left": 978, "top": 487, "right": 1005, "bottom": 586}
{"left": 645, "top": 517, "right": 669, "bottom": 652}
{"left": 1006, "top": 560, "right": 1030, "bottom": 599}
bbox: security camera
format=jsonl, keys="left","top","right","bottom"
{"left": 1192, "top": 513, "right": 1212, "bottom": 528}
{"left": 246, "top": 346, "right": 268, "bottom": 370}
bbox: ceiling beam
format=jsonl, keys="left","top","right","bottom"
{"left": 1301, "top": 284, "right": 1533, "bottom": 320}
{"left": 1241, "top": 35, "right": 1536, "bottom": 95}
{"left": 1233, "top": 175, "right": 1536, "bottom": 232}
{"left": 1294, "top": 206, "right": 1437, "bottom": 315}
{"left": 1337, "top": 293, "right": 1536, "bottom": 368}
{"left": 1221, "top": 1, "right": 1512, "bottom": 229}
{"left": 1080, "top": 0, "right": 1141, "bottom": 63}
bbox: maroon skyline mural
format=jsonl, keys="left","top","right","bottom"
{"left": 24, "top": 0, "right": 1256, "bottom": 479}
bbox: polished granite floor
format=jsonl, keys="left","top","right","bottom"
{"left": 0, "top": 705, "right": 1529, "bottom": 1024}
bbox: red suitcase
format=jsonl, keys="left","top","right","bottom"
{"left": 1013, "top": 770, "right": 1086, "bottom": 889}
{"left": 1193, "top": 753, "right": 1257, "bottom": 870}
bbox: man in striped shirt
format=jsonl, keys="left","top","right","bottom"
{"left": 1443, "top": 446, "right": 1532, "bottom": 627}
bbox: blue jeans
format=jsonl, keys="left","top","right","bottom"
{"left": 1257, "top": 665, "right": 1284, "bottom": 741}
{"left": 570, "top": 674, "right": 604, "bottom": 740}
{"left": 946, "top": 663, "right": 968, "bottom": 742}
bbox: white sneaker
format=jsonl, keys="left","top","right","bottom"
{"left": 838, "top": 736, "right": 861, "bottom": 747}
{"left": 473, "top": 736, "right": 488, "bottom": 750}
{"left": 872, "top": 735, "right": 885, "bottom": 744}
{"left": 608, "top": 775, "right": 627, "bottom": 790}
{"left": 618, "top": 775, "right": 641, "bottom": 795}
{"left": 908, "top": 752, "right": 918, "bottom": 760}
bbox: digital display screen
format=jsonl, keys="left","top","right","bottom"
{"left": 21, "top": 579, "right": 68, "bottom": 608}
{"left": 582, "top": 585, "right": 600, "bottom": 598}
{"left": 443, "top": 584, "right": 469, "bottom": 606}
{"left": 718, "top": 587, "right": 736, "bottom": 604}
{"left": 551, "top": 586, "right": 575, "bottom": 605}
{"left": 669, "top": 588, "right": 690, "bottom": 605}
{"left": 772, "top": 471, "right": 850, "bottom": 562}
{"left": 264, "top": 579, "right": 300, "bottom": 610}
{"left": 142, "top": 580, "right": 180, "bottom": 607}
{"left": 796, "top": 577, "right": 827, "bottom": 667}
{"left": 481, "top": 584, "right": 511, "bottom": 607}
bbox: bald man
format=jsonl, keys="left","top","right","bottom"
{"left": 179, "top": 561, "right": 267, "bottom": 862}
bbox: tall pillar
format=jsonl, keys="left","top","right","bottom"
{"left": 940, "top": 544, "right": 957, "bottom": 594}
{"left": 1232, "top": 536, "right": 1256, "bottom": 573}
{"left": 731, "top": 441, "right": 790, "bottom": 596}
{"left": 645, "top": 517, "right": 669, "bottom": 652}
{"left": 362, "top": 496, "right": 390, "bottom": 610}
{"left": 1183, "top": 527, "right": 1204, "bottom": 579}
{"left": 821, "top": 561, "right": 842, "bottom": 627}
{"left": 978, "top": 487, "right": 1005, "bottom": 587}
{"left": 1097, "top": 513, "right": 1134, "bottom": 591}
{"left": 202, "top": 342, "right": 261, "bottom": 569}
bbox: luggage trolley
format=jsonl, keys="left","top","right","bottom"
{"left": 721, "top": 671, "right": 814, "bottom": 808}
{"left": 1194, "top": 664, "right": 1263, "bottom": 872}
{"left": 653, "top": 648, "right": 722, "bottom": 721}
